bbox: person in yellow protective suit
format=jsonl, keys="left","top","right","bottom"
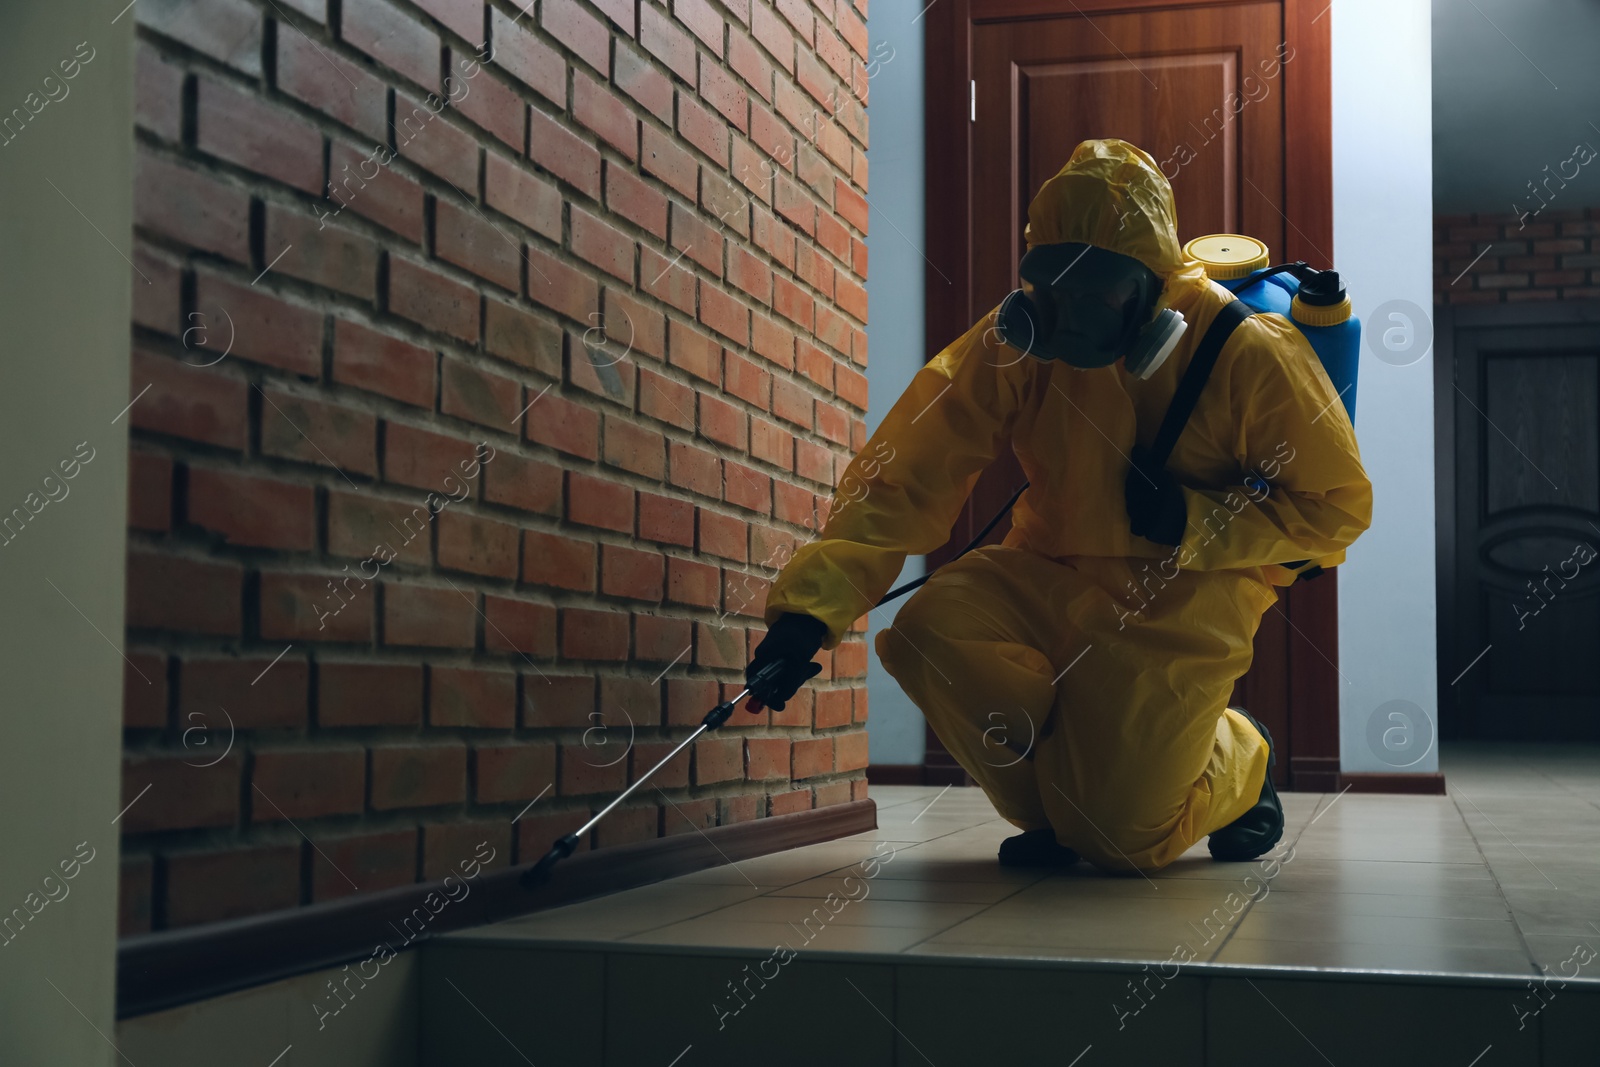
{"left": 747, "top": 139, "right": 1372, "bottom": 873}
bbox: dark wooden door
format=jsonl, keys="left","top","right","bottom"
{"left": 1443, "top": 310, "right": 1600, "bottom": 740}
{"left": 923, "top": 0, "right": 1337, "bottom": 788}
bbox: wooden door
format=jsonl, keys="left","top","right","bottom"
{"left": 923, "top": 0, "right": 1337, "bottom": 788}
{"left": 1440, "top": 306, "right": 1600, "bottom": 741}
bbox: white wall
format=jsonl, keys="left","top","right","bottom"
{"left": 1332, "top": 0, "right": 1439, "bottom": 772}
{"left": 860, "top": 0, "right": 929, "bottom": 766}
{"left": 0, "top": 4, "right": 133, "bottom": 1062}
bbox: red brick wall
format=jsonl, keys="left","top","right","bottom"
{"left": 121, "top": 0, "right": 871, "bottom": 934}
{"left": 1433, "top": 208, "right": 1600, "bottom": 304}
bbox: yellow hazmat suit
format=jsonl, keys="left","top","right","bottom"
{"left": 764, "top": 140, "right": 1372, "bottom": 872}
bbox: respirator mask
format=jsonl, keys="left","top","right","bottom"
{"left": 994, "top": 242, "right": 1187, "bottom": 379}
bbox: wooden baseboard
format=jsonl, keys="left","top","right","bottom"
{"left": 1289, "top": 756, "right": 1341, "bottom": 793}
{"left": 1336, "top": 771, "right": 1447, "bottom": 795}
{"left": 866, "top": 763, "right": 929, "bottom": 785}
{"left": 118, "top": 798, "right": 876, "bottom": 1020}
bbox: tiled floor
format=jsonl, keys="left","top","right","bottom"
{"left": 423, "top": 745, "right": 1600, "bottom": 1066}
{"left": 451, "top": 744, "right": 1600, "bottom": 979}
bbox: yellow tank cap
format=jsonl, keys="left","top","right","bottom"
{"left": 1184, "top": 234, "right": 1270, "bottom": 280}
{"left": 1290, "top": 293, "right": 1352, "bottom": 327}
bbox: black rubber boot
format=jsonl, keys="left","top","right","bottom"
{"left": 1207, "top": 708, "right": 1285, "bottom": 862}
{"left": 998, "top": 829, "right": 1081, "bottom": 868}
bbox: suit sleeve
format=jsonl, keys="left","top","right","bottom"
{"left": 1177, "top": 313, "right": 1373, "bottom": 573}
{"left": 763, "top": 315, "right": 1032, "bottom": 647}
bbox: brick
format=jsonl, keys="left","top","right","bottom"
{"left": 634, "top": 612, "right": 693, "bottom": 662}
{"left": 484, "top": 450, "right": 562, "bottom": 516}
{"left": 571, "top": 204, "right": 636, "bottom": 281}
{"left": 698, "top": 392, "right": 748, "bottom": 450}
{"left": 137, "top": 0, "right": 261, "bottom": 75}
{"left": 751, "top": 2, "right": 796, "bottom": 73}
{"left": 385, "top": 424, "right": 482, "bottom": 492}
{"left": 703, "top": 168, "right": 752, "bottom": 235}
{"left": 746, "top": 737, "right": 791, "bottom": 779}
{"left": 615, "top": 41, "right": 673, "bottom": 124}
{"left": 574, "top": 72, "right": 638, "bottom": 160}
{"left": 370, "top": 743, "right": 468, "bottom": 809}
{"left": 606, "top": 163, "right": 670, "bottom": 239}
{"left": 814, "top": 780, "right": 851, "bottom": 807}
{"left": 436, "top": 200, "right": 522, "bottom": 292}
{"left": 816, "top": 209, "right": 852, "bottom": 260}
{"left": 814, "top": 688, "right": 852, "bottom": 728}
{"left": 262, "top": 207, "right": 381, "bottom": 300}
{"left": 641, "top": 126, "right": 698, "bottom": 200}
{"left": 123, "top": 650, "right": 167, "bottom": 728}
{"left": 523, "top": 673, "right": 597, "bottom": 728}
{"left": 700, "top": 283, "right": 750, "bottom": 344}
{"left": 186, "top": 467, "right": 314, "bottom": 550}
{"left": 516, "top": 809, "right": 592, "bottom": 861}
{"left": 127, "top": 551, "right": 242, "bottom": 636}
{"left": 493, "top": 7, "right": 566, "bottom": 106}
{"left": 342, "top": 0, "right": 441, "bottom": 88}
{"left": 835, "top": 362, "right": 868, "bottom": 409}
{"left": 523, "top": 530, "right": 597, "bottom": 592}
{"left": 667, "top": 556, "right": 719, "bottom": 607}
{"left": 528, "top": 244, "right": 603, "bottom": 322}
{"left": 332, "top": 319, "right": 435, "bottom": 409}
{"left": 669, "top": 441, "right": 722, "bottom": 497}
{"left": 431, "top": 666, "right": 517, "bottom": 727}
{"left": 835, "top": 728, "right": 869, "bottom": 770}
{"left": 441, "top": 358, "right": 521, "bottom": 430}
{"left": 119, "top": 753, "right": 241, "bottom": 834}
{"left": 251, "top": 748, "right": 365, "bottom": 821}
{"left": 164, "top": 846, "right": 299, "bottom": 928}
{"left": 700, "top": 61, "right": 748, "bottom": 132}
{"left": 390, "top": 256, "right": 481, "bottom": 342}
{"left": 452, "top": 52, "right": 524, "bottom": 149}
{"left": 384, "top": 584, "right": 477, "bottom": 647}
{"left": 259, "top": 571, "right": 371, "bottom": 642}
{"left": 438, "top": 509, "right": 519, "bottom": 578}
{"left": 327, "top": 490, "right": 432, "bottom": 566}
{"left": 728, "top": 244, "right": 773, "bottom": 305}
{"left": 641, "top": 247, "right": 698, "bottom": 315}
{"left": 561, "top": 607, "right": 631, "bottom": 659}
{"left": 190, "top": 273, "right": 322, "bottom": 376}
{"left": 773, "top": 275, "right": 815, "bottom": 329}
{"left": 665, "top": 677, "right": 720, "bottom": 726}
{"left": 677, "top": 91, "right": 729, "bottom": 165}
{"left": 417, "top": 0, "right": 486, "bottom": 44}
{"left": 487, "top": 152, "right": 562, "bottom": 240}
{"left": 700, "top": 508, "right": 748, "bottom": 563}
{"left": 484, "top": 594, "right": 558, "bottom": 657}
{"left": 729, "top": 29, "right": 776, "bottom": 100}
{"left": 771, "top": 376, "right": 813, "bottom": 430}
{"left": 525, "top": 391, "right": 600, "bottom": 459}
{"left": 668, "top": 319, "right": 722, "bottom": 384}
{"left": 816, "top": 401, "right": 849, "bottom": 445}
{"left": 724, "top": 461, "right": 771, "bottom": 514}
{"left": 639, "top": 491, "right": 695, "bottom": 546}
{"left": 695, "top": 620, "right": 745, "bottom": 668}
{"left": 128, "top": 451, "right": 173, "bottom": 533}
{"left": 475, "top": 742, "right": 558, "bottom": 803}
{"left": 132, "top": 246, "right": 180, "bottom": 336}
{"left": 310, "top": 829, "right": 418, "bottom": 901}
{"left": 568, "top": 326, "right": 640, "bottom": 405}
{"left": 751, "top": 312, "right": 795, "bottom": 368}
{"left": 529, "top": 107, "right": 603, "bottom": 200}
{"left": 134, "top": 153, "right": 250, "bottom": 264}
{"left": 178, "top": 656, "right": 308, "bottom": 732}
{"left": 628, "top": 741, "right": 691, "bottom": 789}
{"left": 603, "top": 415, "right": 666, "bottom": 478}
{"left": 543, "top": 0, "right": 610, "bottom": 74}
{"left": 260, "top": 388, "right": 378, "bottom": 477}
{"left": 774, "top": 174, "right": 815, "bottom": 234}
{"left": 640, "top": 3, "right": 696, "bottom": 83}
{"left": 721, "top": 793, "right": 760, "bottom": 824}
{"left": 639, "top": 366, "right": 697, "bottom": 430}
{"left": 750, "top": 417, "right": 792, "bottom": 469}
{"left": 601, "top": 544, "right": 665, "bottom": 600}
{"left": 604, "top": 288, "right": 667, "bottom": 359}
{"left": 675, "top": 0, "right": 725, "bottom": 55}
{"left": 752, "top": 206, "right": 795, "bottom": 270}
{"left": 278, "top": 28, "right": 387, "bottom": 141}
{"left": 594, "top": 804, "right": 659, "bottom": 847}
{"left": 329, "top": 141, "right": 426, "bottom": 242}
{"left": 395, "top": 95, "right": 481, "bottom": 190}
{"left": 120, "top": 857, "right": 152, "bottom": 936}
{"left": 568, "top": 470, "right": 635, "bottom": 532}
{"left": 319, "top": 662, "right": 425, "bottom": 726}
{"left": 135, "top": 43, "right": 184, "bottom": 141}
{"left": 486, "top": 297, "right": 562, "bottom": 375}
{"left": 695, "top": 737, "right": 742, "bottom": 784}
{"left": 560, "top": 741, "right": 628, "bottom": 796}
{"left": 792, "top": 736, "right": 833, "bottom": 778}
{"left": 816, "top": 24, "right": 850, "bottom": 81}
{"left": 797, "top": 340, "right": 833, "bottom": 390}
{"left": 197, "top": 78, "right": 321, "bottom": 194}
{"left": 425, "top": 823, "right": 508, "bottom": 885}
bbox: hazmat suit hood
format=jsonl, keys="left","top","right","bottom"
{"left": 1023, "top": 138, "right": 1210, "bottom": 315}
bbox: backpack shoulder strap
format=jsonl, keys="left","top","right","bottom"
{"left": 1147, "top": 297, "right": 1255, "bottom": 470}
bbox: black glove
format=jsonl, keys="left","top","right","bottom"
{"left": 746, "top": 613, "right": 828, "bottom": 711}
{"left": 1124, "top": 445, "right": 1188, "bottom": 547}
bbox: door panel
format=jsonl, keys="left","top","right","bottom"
{"left": 1451, "top": 325, "right": 1600, "bottom": 740}
{"left": 925, "top": 0, "right": 1329, "bottom": 786}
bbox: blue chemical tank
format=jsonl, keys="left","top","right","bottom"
{"left": 1183, "top": 235, "right": 1360, "bottom": 423}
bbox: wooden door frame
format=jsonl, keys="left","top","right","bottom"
{"left": 920, "top": 0, "right": 1341, "bottom": 790}
{"left": 1434, "top": 298, "right": 1600, "bottom": 740}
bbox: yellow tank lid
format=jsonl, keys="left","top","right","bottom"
{"left": 1184, "top": 234, "right": 1270, "bottom": 280}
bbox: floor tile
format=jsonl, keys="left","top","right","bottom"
{"left": 1211, "top": 937, "right": 1538, "bottom": 976}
